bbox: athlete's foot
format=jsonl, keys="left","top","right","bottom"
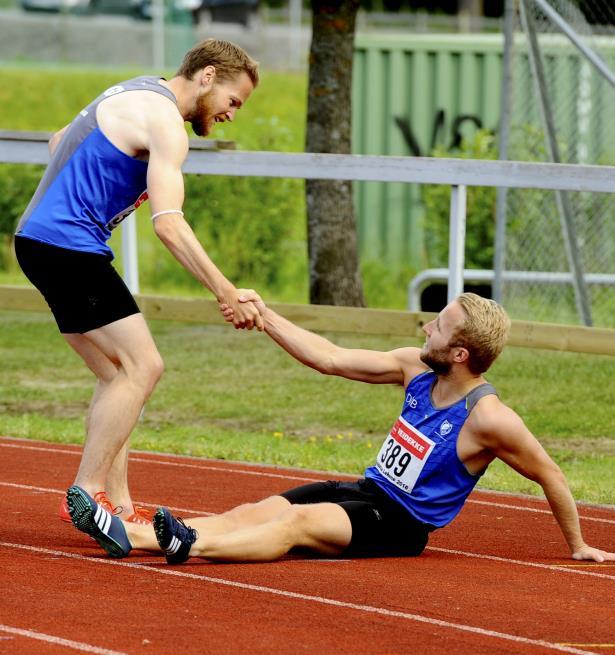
{"left": 153, "top": 507, "right": 198, "bottom": 565}
{"left": 66, "top": 486, "right": 132, "bottom": 559}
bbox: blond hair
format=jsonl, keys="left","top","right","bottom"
{"left": 176, "top": 38, "right": 259, "bottom": 87}
{"left": 449, "top": 293, "right": 511, "bottom": 374}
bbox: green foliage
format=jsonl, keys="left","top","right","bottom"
{"left": 421, "top": 130, "right": 497, "bottom": 269}
{"left": 0, "top": 164, "right": 43, "bottom": 237}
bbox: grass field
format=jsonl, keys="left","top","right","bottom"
{"left": 1, "top": 309, "right": 613, "bottom": 505}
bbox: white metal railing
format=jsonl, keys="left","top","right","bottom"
{"left": 2, "top": 130, "right": 614, "bottom": 301}
{"left": 408, "top": 269, "right": 615, "bottom": 312}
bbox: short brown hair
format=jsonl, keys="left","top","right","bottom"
{"left": 449, "top": 293, "right": 511, "bottom": 374}
{"left": 176, "top": 38, "right": 259, "bottom": 87}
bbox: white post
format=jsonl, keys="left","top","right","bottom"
{"left": 152, "top": 0, "right": 165, "bottom": 69}
{"left": 447, "top": 184, "right": 467, "bottom": 303}
{"left": 121, "top": 212, "right": 140, "bottom": 295}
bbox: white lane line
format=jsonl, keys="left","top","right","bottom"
{"left": 468, "top": 499, "right": 615, "bottom": 525}
{"left": 0, "top": 441, "right": 323, "bottom": 483}
{"left": 129, "top": 456, "right": 324, "bottom": 483}
{"left": 2, "top": 480, "right": 613, "bottom": 581}
{"left": 2, "top": 440, "right": 613, "bottom": 522}
{"left": 0, "top": 624, "right": 126, "bottom": 655}
{"left": 428, "top": 547, "right": 615, "bottom": 581}
{"left": 0, "top": 482, "right": 213, "bottom": 517}
{"left": 0, "top": 542, "right": 599, "bottom": 655}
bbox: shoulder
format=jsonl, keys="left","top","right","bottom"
{"left": 467, "top": 395, "right": 527, "bottom": 445}
{"left": 143, "top": 97, "right": 188, "bottom": 159}
{"left": 389, "top": 347, "right": 430, "bottom": 386}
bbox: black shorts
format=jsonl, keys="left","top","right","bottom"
{"left": 15, "top": 236, "right": 140, "bottom": 334}
{"left": 281, "top": 478, "right": 434, "bottom": 558}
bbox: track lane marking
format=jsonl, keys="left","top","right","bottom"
{"left": 428, "top": 547, "right": 615, "bottom": 581}
{"left": 3, "top": 481, "right": 613, "bottom": 581}
{"left": 0, "top": 624, "right": 126, "bottom": 655}
{"left": 2, "top": 440, "right": 613, "bottom": 523}
{"left": 467, "top": 499, "right": 615, "bottom": 525}
{"left": 0, "top": 481, "right": 213, "bottom": 517}
{"left": 0, "top": 541, "right": 602, "bottom": 655}
{"left": 0, "top": 441, "right": 323, "bottom": 483}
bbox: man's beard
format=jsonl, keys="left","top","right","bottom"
{"left": 420, "top": 345, "right": 452, "bottom": 375}
{"left": 190, "top": 92, "right": 216, "bottom": 137}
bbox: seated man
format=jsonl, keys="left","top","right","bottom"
{"left": 66, "top": 292, "right": 615, "bottom": 564}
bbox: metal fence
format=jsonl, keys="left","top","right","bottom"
{"left": 2, "top": 130, "right": 614, "bottom": 326}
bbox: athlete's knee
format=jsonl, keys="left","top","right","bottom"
{"left": 127, "top": 350, "right": 164, "bottom": 396}
{"left": 142, "top": 351, "right": 164, "bottom": 393}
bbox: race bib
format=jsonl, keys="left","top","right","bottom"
{"left": 375, "top": 416, "right": 436, "bottom": 493}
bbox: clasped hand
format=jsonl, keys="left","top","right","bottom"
{"left": 219, "top": 288, "right": 265, "bottom": 331}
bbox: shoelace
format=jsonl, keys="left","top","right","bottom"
{"left": 176, "top": 517, "right": 199, "bottom": 541}
{"left": 131, "top": 505, "right": 154, "bottom": 520}
{"left": 93, "top": 491, "right": 123, "bottom": 516}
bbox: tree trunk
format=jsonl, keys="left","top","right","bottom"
{"left": 306, "top": 0, "right": 365, "bottom": 307}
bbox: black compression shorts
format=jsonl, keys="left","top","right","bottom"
{"left": 281, "top": 478, "right": 434, "bottom": 558}
{"left": 15, "top": 236, "right": 140, "bottom": 334}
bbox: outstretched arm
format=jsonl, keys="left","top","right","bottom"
{"left": 476, "top": 404, "right": 614, "bottom": 562}
{"left": 226, "top": 290, "right": 427, "bottom": 385}
{"left": 145, "top": 110, "right": 263, "bottom": 330}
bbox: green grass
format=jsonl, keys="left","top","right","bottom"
{"left": 1, "top": 309, "right": 613, "bottom": 505}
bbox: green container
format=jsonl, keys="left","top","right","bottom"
{"left": 352, "top": 34, "right": 504, "bottom": 272}
{"left": 351, "top": 33, "right": 615, "bottom": 273}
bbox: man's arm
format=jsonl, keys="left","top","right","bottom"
{"left": 144, "top": 109, "right": 262, "bottom": 330}
{"left": 230, "top": 290, "right": 427, "bottom": 385}
{"left": 474, "top": 403, "right": 614, "bottom": 562}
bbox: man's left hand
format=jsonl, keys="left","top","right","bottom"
{"left": 572, "top": 545, "right": 615, "bottom": 562}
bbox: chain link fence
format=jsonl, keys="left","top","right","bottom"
{"left": 501, "top": 0, "right": 615, "bottom": 327}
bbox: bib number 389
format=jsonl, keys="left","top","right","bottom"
{"left": 375, "top": 416, "right": 435, "bottom": 493}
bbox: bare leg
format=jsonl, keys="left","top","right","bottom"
{"left": 125, "top": 496, "right": 293, "bottom": 551}
{"left": 189, "top": 502, "right": 352, "bottom": 562}
{"left": 64, "top": 314, "right": 163, "bottom": 515}
{"left": 84, "top": 376, "right": 135, "bottom": 511}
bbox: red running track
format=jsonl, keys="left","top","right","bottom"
{"left": 0, "top": 436, "right": 613, "bottom": 655}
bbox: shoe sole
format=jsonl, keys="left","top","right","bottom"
{"left": 67, "top": 487, "right": 131, "bottom": 559}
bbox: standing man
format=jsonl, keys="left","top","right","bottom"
{"left": 67, "top": 293, "right": 614, "bottom": 563}
{"left": 15, "top": 39, "right": 263, "bottom": 525}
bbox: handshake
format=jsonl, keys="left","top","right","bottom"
{"left": 218, "top": 288, "right": 267, "bottom": 331}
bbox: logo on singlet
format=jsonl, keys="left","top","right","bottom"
{"left": 103, "top": 85, "right": 125, "bottom": 97}
{"left": 437, "top": 420, "right": 453, "bottom": 438}
{"left": 405, "top": 392, "right": 418, "bottom": 409}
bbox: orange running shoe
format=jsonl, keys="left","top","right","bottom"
{"left": 125, "top": 505, "right": 154, "bottom": 525}
{"left": 59, "top": 490, "right": 118, "bottom": 522}
{"left": 59, "top": 496, "right": 71, "bottom": 522}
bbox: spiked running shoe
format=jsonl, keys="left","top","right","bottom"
{"left": 59, "top": 490, "right": 118, "bottom": 523}
{"left": 66, "top": 486, "right": 132, "bottom": 559}
{"left": 154, "top": 507, "right": 198, "bottom": 565}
